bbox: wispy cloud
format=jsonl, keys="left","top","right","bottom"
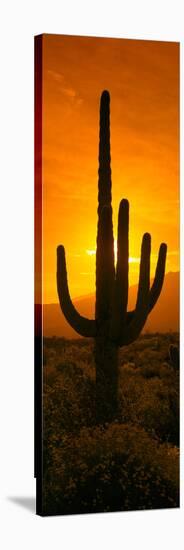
{"left": 47, "top": 69, "right": 83, "bottom": 105}
{"left": 47, "top": 69, "right": 64, "bottom": 82}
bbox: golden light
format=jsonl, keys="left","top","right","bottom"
{"left": 86, "top": 249, "right": 96, "bottom": 256}
{"left": 86, "top": 240, "right": 140, "bottom": 266}
{"left": 41, "top": 36, "right": 179, "bottom": 304}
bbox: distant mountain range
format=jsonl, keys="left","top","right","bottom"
{"left": 42, "top": 271, "right": 179, "bottom": 338}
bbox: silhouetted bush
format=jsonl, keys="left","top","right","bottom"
{"left": 43, "top": 334, "right": 179, "bottom": 515}
{"left": 119, "top": 367, "right": 179, "bottom": 445}
{"left": 43, "top": 424, "right": 179, "bottom": 515}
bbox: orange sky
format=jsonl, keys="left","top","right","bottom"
{"left": 41, "top": 34, "right": 179, "bottom": 304}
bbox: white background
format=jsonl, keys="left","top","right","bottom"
{"left": 0, "top": 1, "right": 183, "bottom": 548}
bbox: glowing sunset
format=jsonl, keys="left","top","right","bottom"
{"left": 40, "top": 35, "right": 179, "bottom": 304}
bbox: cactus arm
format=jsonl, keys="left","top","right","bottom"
{"left": 135, "top": 232, "right": 151, "bottom": 308}
{"left": 96, "top": 205, "right": 115, "bottom": 320}
{"left": 119, "top": 238, "right": 167, "bottom": 345}
{"left": 119, "top": 233, "right": 151, "bottom": 345}
{"left": 57, "top": 245, "right": 97, "bottom": 337}
{"left": 116, "top": 199, "right": 129, "bottom": 316}
{"left": 126, "top": 242, "right": 167, "bottom": 323}
{"left": 110, "top": 199, "right": 129, "bottom": 340}
{"left": 148, "top": 243, "right": 167, "bottom": 311}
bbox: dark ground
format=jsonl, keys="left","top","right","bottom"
{"left": 42, "top": 332, "right": 179, "bottom": 515}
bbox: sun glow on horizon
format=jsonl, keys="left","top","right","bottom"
{"left": 86, "top": 240, "right": 140, "bottom": 265}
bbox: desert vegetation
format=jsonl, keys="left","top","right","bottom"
{"left": 43, "top": 332, "right": 179, "bottom": 515}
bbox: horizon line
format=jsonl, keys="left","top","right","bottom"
{"left": 36, "top": 269, "right": 179, "bottom": 306}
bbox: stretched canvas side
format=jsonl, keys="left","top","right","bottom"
{"left": 34, "top": 35, "right": 43, "bottom": 515}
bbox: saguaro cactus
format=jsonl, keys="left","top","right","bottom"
{"left": 57, "top": 90, "right": 167, "bottom": 423}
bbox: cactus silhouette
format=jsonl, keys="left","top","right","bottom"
{"left": 57, "top": 90, "right": 167, "bottom": 423}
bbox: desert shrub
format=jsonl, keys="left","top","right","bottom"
{"left": 43, "top": 372, "right": 95, "bottom": 478}
{"left": 119, "top": 369, "right": 179, "bottom": 445}
{"left": 43, "top": 363, "right": 96, "bottom": 441}
{"left": 43, "top": 424, "right": 179, "bottom": 515}
{"left": 55, "top": 360, "right": 83, "bottom": 377}
{"left": 137, "top": 361, "right": 175, "bottom": 379}
{"left": 74, "top": 346, "right": 94, "bottom": 364}
{"left": 136, "top": 380, "right": 179, "bottom": 445}
{"left": 138, "top": 363, "right": 160, "bottom": 378}
{"left": 44, "top": 365, "right": 58, "bottom": 384}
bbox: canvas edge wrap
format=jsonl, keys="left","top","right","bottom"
{"left": 34, "top": 34, "right": 43, "bottom": 516}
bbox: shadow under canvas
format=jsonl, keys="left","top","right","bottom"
{"left": 8, "top": 497, "right": 36, "bottom": 514}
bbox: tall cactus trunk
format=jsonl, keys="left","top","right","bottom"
{"left": 95, "top": 91, "right": 118, "bottom": 423}
{"left": 95, "top": 335, "right": 118, "bottom": 423}
{"left": 57, "top": 89, "right": 167, "bottom": 426}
